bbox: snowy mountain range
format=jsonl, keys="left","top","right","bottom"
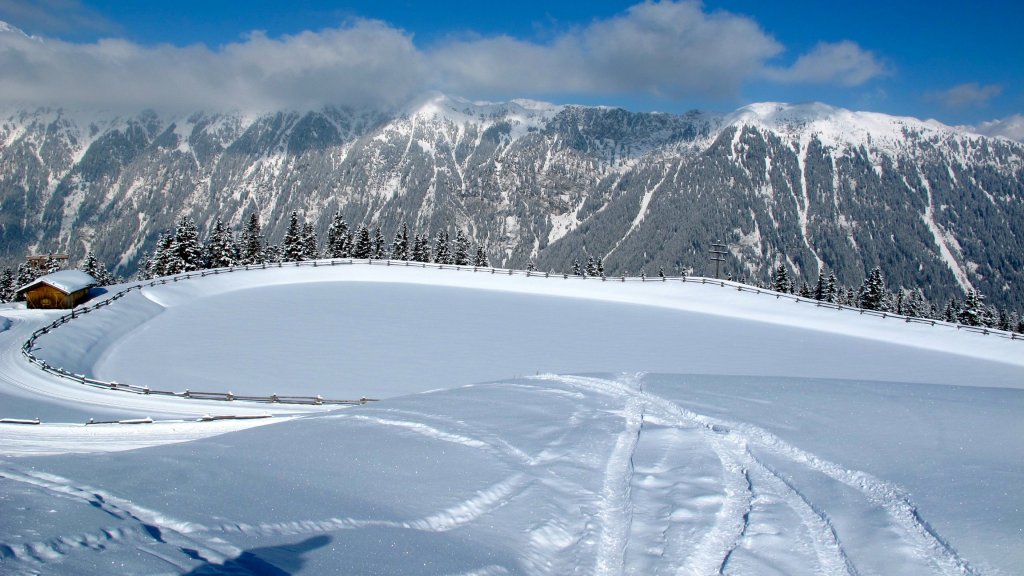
{"left": 1, "top": 94, "right": 1022, "bottom": 308}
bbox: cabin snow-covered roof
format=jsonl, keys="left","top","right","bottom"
{"left": 17, "top": 270, "right": 97, "bottom": 295}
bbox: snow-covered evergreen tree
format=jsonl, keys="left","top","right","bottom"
{"left": 943, "top": 297, "right": 961, "bottom": 323}
{"left": 172, "top": 216, "right": 204, "bottom": 272}
{"left": 997, "top": 309, "right": 1012, "bottom": 331}
{"left": 282, "top": 212, "right": 305, "bottom": 262}
{"left": 0, "top": 267, "right": 14, "bottom": 302}
{"left": 372, "top": 227, "right": 387, "bottom": 259}
{"left": 45, "top": 255, "right": 62, "bottom": 274}
{"left": 771, "top": 263, "right": 792, "bottom": 293}
{"left": 572, "top": 259, "right": 582, "bottom": 276}
{"left": 859, "top": 267, "right": 887, "bottom": 311}
{"left": 526, "top": 261, "right": 536, "bottom": 272}
{"left": 302, "top": 222, "right": 319, "bottom": 260}
{"left": 204, "top": 218, "right": 237, "bottom": 269}
{"left": 81, "top": 250, "right": 115, "bottom": 286}
{"left": 13, "top": 263, "right": 37, "bottom": 300}
{"left": 433, "top": 230, "right": 452, "bottom": 264}
{"left": 390, "top": 223, "right": 409, "bottom": 261}
{"left": 239, "top": 213, "right": 265, "bottom": 264}
{"left": 585, "top": 256, "right": 599, "bottom": 277}
{"left": 825, "top": 273, "right": 837, "bottom": 303}
{"left": 325, "top": 211, "right": 350, "bottom": 258}
{"left": 352, "top": 225, "right": 373, "bottom": 259}
{"left": 658, "top": 266, "right": 665, "bottom": 278}
{"left": 453, "top": 230, "right": 471, "bottom": 265}
{"left": 813, "top": 272, "right": 827, "bottom": 301}
{"left": 474, "top": 245, "right": 489, "bottom": 267}
{"left": 959, "top": 290, "right": 986, "bottom": 326}
{"left": 904, "top": 289, "right": 928, "bottom": 318}
{"left": 263, "top": 244, "right": 283, "bottom": 263}
{"left": 411, "top": 233, "right": 430, "bottom": 262}
{"left": 147, "top": 231, "right": 176, "bottom": 278}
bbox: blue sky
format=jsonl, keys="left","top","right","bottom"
{"left": 0, "top": 0, "right": 1020, "bottom": 125}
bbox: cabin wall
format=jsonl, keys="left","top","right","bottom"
{"left": 24, "top": 286, "right": 89, "bottom": 309}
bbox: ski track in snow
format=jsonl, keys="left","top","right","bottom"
{"left": 0, "top": 467, "right": 236, "bottom": 572}
{"left": 0, "top": 367, "right": 986, "bottom": 574}
{"left": 533, "top": 373, "right": 977, "bottom": 576}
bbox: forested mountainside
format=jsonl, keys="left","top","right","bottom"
{"left": 2, "top": 95, "right": 1022, "bottom": 308}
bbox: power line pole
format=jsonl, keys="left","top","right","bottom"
{"left": 709, "top": 241, "right": 727, "bottom": 279}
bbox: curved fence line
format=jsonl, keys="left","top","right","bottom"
{"left": 20, "top": 258, "right": 1020, "bottom": 405}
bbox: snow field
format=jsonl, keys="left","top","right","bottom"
{"left": 1, "top": 263, "right": 1022, "bottom": 575}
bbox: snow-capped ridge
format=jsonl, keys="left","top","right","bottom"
{"left": 722, "top": 101, "right": 967, "bottom": 150}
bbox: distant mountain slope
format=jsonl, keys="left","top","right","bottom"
{"left": 1, "top": 94, "right": 1022, "bottom": 307}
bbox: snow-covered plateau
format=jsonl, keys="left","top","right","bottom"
{"left": 1, "top": 263, "right": 1022, "bottom": 575}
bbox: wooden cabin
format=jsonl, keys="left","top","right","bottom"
{"left": 16, "top": 270, "right": 97, "bottom": 310}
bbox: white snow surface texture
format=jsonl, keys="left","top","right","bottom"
{"left": 1, "top": 263, "right": 1022, "bottom": 576}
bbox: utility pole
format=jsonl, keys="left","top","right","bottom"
{"left": 709, "top": 241, "right": 727, "bottom": 279}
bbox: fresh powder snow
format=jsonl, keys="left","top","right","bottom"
{"left": 1, "top": 262, "right": 1021, "bottom": 575}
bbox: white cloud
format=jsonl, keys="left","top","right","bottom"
{"left": 0, "top": 18, "right": 425, "bottom": 113}
{"left": 763, "top": 41, "right": 888, "bottom": 86}
{"left": 928, "top": 82, "right": 1002, "bottom": 109}
{"left": 430, "top": 1, "right": 783, "bottom": 99}
{"left": 0, "top": 2, "right": 895, "bottom": 114}
{"left": 970, "top": 114, "right": 1024, "bottom": 142}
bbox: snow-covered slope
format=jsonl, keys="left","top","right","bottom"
{"left": 1, "top": 264, "right": 1022, "bottom": 575}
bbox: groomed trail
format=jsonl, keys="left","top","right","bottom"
{"left": 1, "top": 263, "right": 1022, "bottom": 574}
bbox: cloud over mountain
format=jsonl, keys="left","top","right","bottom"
{"left": 0, "top": 2, "right": 890, "bottom": 113}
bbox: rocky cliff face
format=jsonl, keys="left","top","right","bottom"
{"left": 2, "top": 95, "right": 1022, "bottom": 307}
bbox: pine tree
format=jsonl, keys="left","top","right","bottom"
{"left": 959, "top": 290, "right": 985, "bottom": 326}
{"left": 280, "top": 212, "right": 304, "bottom": 262}
{"left": 302, "top": 222, "right": 319, "bottom": 260}
{"left": 904, "top": 289, "right": 928, "bottom": 319}
{"left": 325, "top": 211, "right": 350, "bottom": 258}
{"left": 147, "top": 231, "right": 175, "bottom": 278}
{"left": 526, "top": 261, "right": 536, "bottom": 272}
{"left": 263, "top": 244, "right": 283, "bottom": 263}
{"left": 390, "top": 223, "right": 410, "bottom": 261}
{"left": 798, "top": 282, "right": 812, "bottom": 298}
{"left": 433, "top": 230, "right": 452, "bottom": 264}
{"left": 205, "top": 218, "right": 237, "bottom": 269}
{"left": 572, "top": 259, "right": 582, "bottom": 276}
{"left": 13, "top": 263, "right": 37, "bottom": 300}
{"left": 172, "top": 216, "right": 204, "bottom": 272}
{"left": 474, "top": 245, "right": 489, "bottom": 267}
{"left": 352, "top": 225, "right": 373, "bottom": 259}
{"left": 453, "top": 230, "right": 471, "bottom": 265}
{"left": 0, "top": 267, "right": 14, "bottom": 302}
{"left": 45, "top": 255, "right": 62, "bottom": 274}
{"left": 372, "top": 227, "right": 387, "bottom": 259}
{"left": 658, "top": 266, "right": 665, "bottom": 278}
{"left": 813, "top": 272, "right": 827, "bottom": 301}
{"left": 412, "top": 233, "right": 430, "bottom": 262}
{"left": 597, "top": 258, "right": 604, "bottom": 277}
{"left": 943, "top": 298, "right": 961, "bottom": 323}
{"left": 997, "top": 309, "right": 1012, "bottom": 331}
{"left": 859, "top": 267, "right": 886, "bottom": 311}
{"left": 771, "top": 263, "right": 792, "bottom": 293}
{"left": 825, "top": 273, "right": 837, "bottom": 303}
{"left": 81, "top": 250, "right": 115, "bottom": 286}
{"left": 585, "top": 256, "right": 599, "bottom": 277}
{"left": 239, "top": 213, "right": 265, "bottom": 264}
